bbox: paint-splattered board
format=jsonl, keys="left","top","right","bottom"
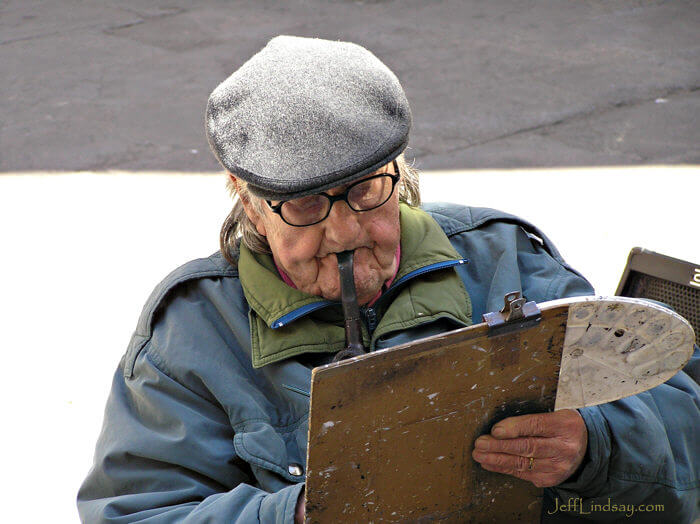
{"left": 304, "top": 297, "right": 694, "bottom": 523}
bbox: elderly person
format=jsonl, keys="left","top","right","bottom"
{"left": 78, "top": 36, "right": 699, "bottom": 523}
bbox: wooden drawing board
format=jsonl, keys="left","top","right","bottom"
{"left": 304, "top": 305, "right": 566, "bottom": 523}
{"left": 304, "top": 295, "right": 695, "bottom": 522}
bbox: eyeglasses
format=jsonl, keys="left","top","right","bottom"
{"left": 266, "top": 161, "right": 400, "bottom": 227}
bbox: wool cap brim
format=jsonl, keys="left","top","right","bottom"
{"left": 206, "top": 35, "right": 411, "bottom": 200}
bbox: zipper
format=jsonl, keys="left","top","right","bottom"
{"left": 363, "top": 258, "right": 467, "bottom": 336}
{"left": 368, "top": 259, "right": 470, "bottom": 347}
{"left": 371, "top": 259, "right": 468, "bottom": 310}
{"left": 391, "top": 259, "right": 467, "bottom": 290}
{"left": 271, "top": 300, "right": 334, "bottom": 329}
{"left": 363, "top": 307, "right": 378, "bottom": 333}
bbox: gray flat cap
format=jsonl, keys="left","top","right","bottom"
{"left": 206, "top": 35, "right": 411, "bottom": 200}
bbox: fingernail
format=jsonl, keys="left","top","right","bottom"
{"left": 492, "top": 426, "right": 506, "bottom": 438}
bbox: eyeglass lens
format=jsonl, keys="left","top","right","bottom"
{"left": 280, "top": 175, "right": 395, "bottom": 226}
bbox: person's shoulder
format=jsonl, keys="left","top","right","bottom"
{"left": 421, "top": 202, "right": 526, "bottom": 235}
{"left": 123, "top": 251, "right": 243, "bottom": 379}
{"left": 139, "top": 251, "right": 239, "bottom": 326}
{"left": 163, "top": 250, "right": 239, "bottom": 282}
{"left": 421, "top": 201, "right": 572, "bottom": 267}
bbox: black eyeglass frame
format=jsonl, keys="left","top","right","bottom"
{"left": 266, "top": 160, "right": 401, "bottom": 227}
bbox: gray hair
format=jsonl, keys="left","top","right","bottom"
{"left": 220, "top": 154, "right": 421, "bottom": 265}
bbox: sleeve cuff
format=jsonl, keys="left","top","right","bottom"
{"left": 555, "top": 406, "right": 611, "bottom": 499}
{"left": 259, "top": 482, "right": 305, "bottom": 524}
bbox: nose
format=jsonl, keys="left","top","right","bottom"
{"left": 323, "top": 200, "right": 363, "bottom": 247}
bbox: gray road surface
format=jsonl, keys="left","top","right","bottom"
{"left": 1, "top": 0, "right": 698, "bottom": 172}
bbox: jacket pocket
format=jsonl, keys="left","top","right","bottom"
{"left": 233, "top": 420, "right": 307, "bottom": 490}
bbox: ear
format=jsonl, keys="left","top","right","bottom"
{"left": 229, "top": 174, "right": 267, "bottom": 237}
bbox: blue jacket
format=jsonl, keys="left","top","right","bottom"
{"left": 78, "top": 203, "right": 699, "bottom": 523}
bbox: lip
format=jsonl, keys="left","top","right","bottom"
{"left": 318, "top": 246, "right": 370, "bottom": 259}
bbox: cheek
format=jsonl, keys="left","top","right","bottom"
{"left": 267, "top": 222, "right": 323, "bottom": 271}
{"left": 365, "top": 203, "right": 401, "bottom": 259}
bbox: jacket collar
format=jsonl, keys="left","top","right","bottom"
{"left": 238, "top": 243, "right": 333, "bottom": 329}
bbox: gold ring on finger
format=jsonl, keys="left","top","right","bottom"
{"left": 528, "top": 457, "right": 535, "bottom": 470}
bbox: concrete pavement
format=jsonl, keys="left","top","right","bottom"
{"left": 2, "top": 0, "right": 698, "bottom": 172}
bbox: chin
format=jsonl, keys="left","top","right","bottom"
{"left": 317, "top": 256, "right": 385, "bottom": 303}
{"left": 355, "top": 281, "right": 383, "bottom": 305}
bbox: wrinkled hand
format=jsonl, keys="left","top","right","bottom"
{"left": 471, "top": 409, "right": 587, "bottom": 488}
